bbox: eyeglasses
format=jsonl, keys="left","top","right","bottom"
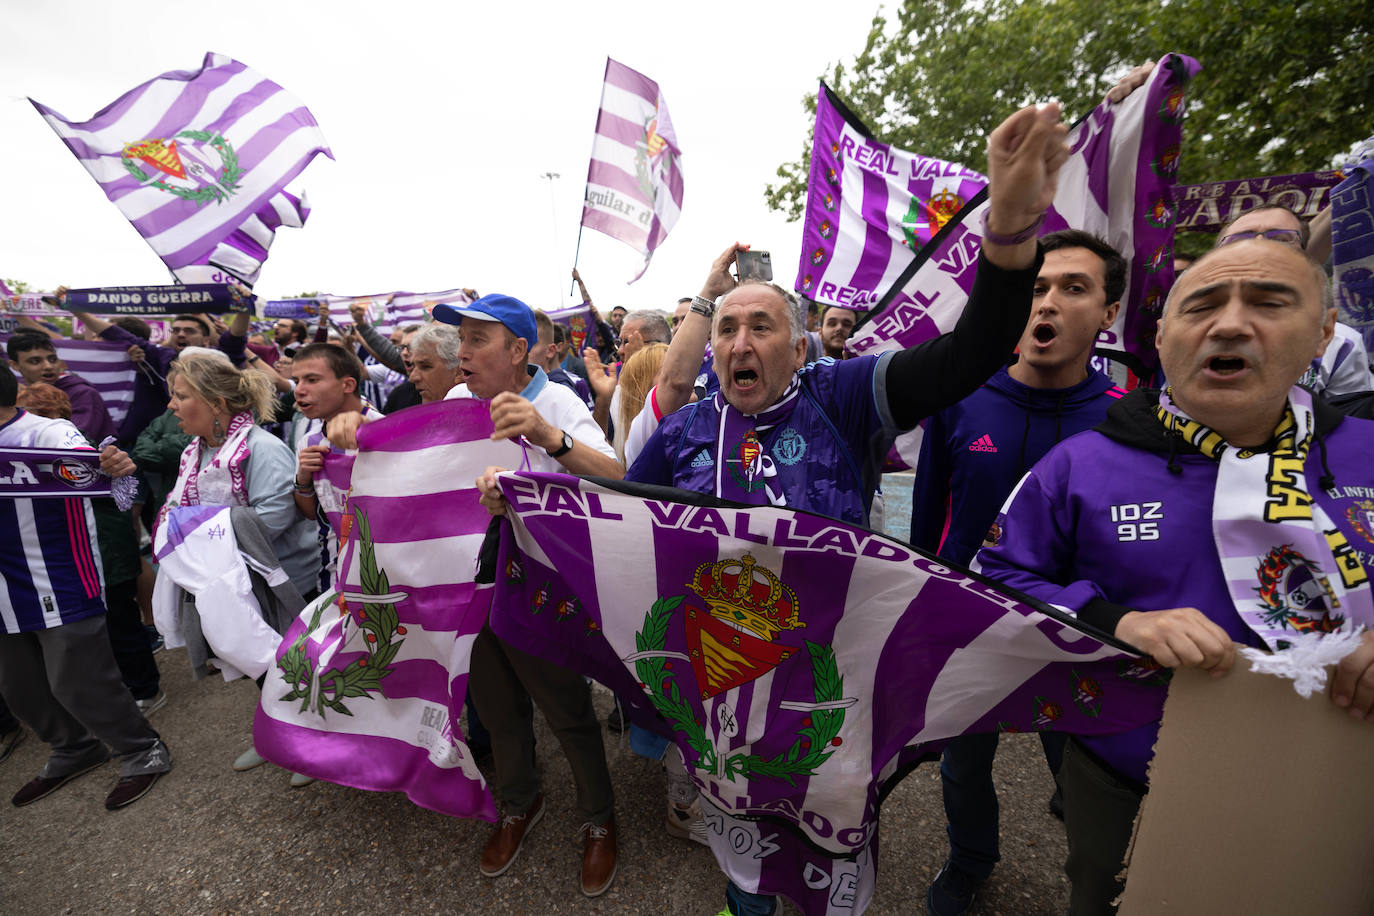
{"left": 1217, "top": 228, "right": 1304, "bottom": 248}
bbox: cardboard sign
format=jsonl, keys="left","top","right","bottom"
{"left": 1119, "top": 657, "right": 1374, "bottom": 914}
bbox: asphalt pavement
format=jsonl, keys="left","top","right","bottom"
{"left": 0, "top": 646, "right": 1071, "bottom": 915}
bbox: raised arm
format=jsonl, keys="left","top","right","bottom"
{"left": 883, "top": 103, "right": 1068, "bottom": 428}
{"left": 655, "top": 242, "right": 743, "bottom": 415}
{"left": 349, "top": 302, "right": 405, "bottom": 372}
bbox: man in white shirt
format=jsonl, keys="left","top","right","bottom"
{"left": 435, "top": 295, "right": 624, "bottom": 898}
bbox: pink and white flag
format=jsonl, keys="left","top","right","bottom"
{"left": 31, "top": 52, "right": 332, "bottom": 287}
{"left": 580, "top": 58, "right": 684, "bottom": 282}
{"left": 254, "top": 400, "right": 524, "bottom": 820}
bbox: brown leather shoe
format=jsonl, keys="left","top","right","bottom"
{"left": 105, "top": 772, "right": 164, "bottom": 810}
{"left": 579, "top": 814, "right": 617, "bottom": 898}
{"left": 479, "top": 793, "right": 545, "bottom": 877}
{"left": 11, "top": 756, "right": 109, "bottom": 807}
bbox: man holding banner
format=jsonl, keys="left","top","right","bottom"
{"left": 975, "top": 237, "right": 1374, "bottom": 913}
{"left": 439, "top": 294, "right": 625, "bottom": 896}
{"left": 615, "top": 100, "right": 1069, "bottom": 916}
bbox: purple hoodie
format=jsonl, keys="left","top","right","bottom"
{"left": 53, "top": 372, "right": 116, "bottom": 443}
{"left": 975, "top": 387, "right": 1374, "bottom": 784}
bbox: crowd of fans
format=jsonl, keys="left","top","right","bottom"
{"left": 4, "top": 90, "right": 1374, "bottom": 916}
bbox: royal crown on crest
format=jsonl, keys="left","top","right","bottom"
{"left": 123, "top": 138, "right": 186, "bottom": 179}
{"left": 925, "top": 188, "right": 963, "bottom": 226}
{"left": 688, "top": 554, "right": 803, "bottom": 641}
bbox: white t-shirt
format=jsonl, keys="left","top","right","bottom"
{"left": 624, "top": 386, "right": 667, "bottom": 468}
{"left": 445, "top": 371, "right": 616, "bottom": 473}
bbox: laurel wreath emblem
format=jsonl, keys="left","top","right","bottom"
{"left": 277, "top": 508, "right": 405, "bottom": 717}
{"left": 633, "top": 596, "right": 845, "bottom": 785}
{"left": 120, "top": 129, "right": 243, "bottom": 206}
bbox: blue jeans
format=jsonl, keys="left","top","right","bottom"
{"left": 940, "top": 731, "right": 1066, "bottom": 879}
{"left": 725, "top": 880, "right": 777, "bottom": 916}
{"left": 628, "top": 721, "right": 671, "bottom": 760}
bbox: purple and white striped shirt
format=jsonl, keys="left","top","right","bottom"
{"left": 0, "top": 410, "right": 105, "bottom": 633}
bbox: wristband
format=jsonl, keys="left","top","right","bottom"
{"left": 979, "top": 209, "right": 1046, "bottom": 246}
{"left": 293, "top": 480, "right": 314, "bottom": 495}
{"left": 689, "top": 296, "right": 715, "bottom": 319}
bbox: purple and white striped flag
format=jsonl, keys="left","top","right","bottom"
{"left": 376, "top": 289, "right": 473, "bottom": 334}
{"left": 31, "top": 52, "right": 332, "bottom": 288}
{"left": 2, "top": 335, "right": 137, "bottom": 429}
{"left": 254, "top": 400, "right": 524, "bottom": 821}
{"left": 797, "top": 84, "right": 987, "bottom": 310}
{"left": 849, "top": 53, "right": 1200, "bottom": 383}
{"left": 491, "top": 473, "right": 1166, "bottom": 915}
{"left": 581, "top": 59, "right": 684, "bottom": 282}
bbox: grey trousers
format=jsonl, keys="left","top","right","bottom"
{"left": 467, "top": 626, "right": 613, "bottom": 824}
{"left": 0, "top": 615, "right": 170, "bottom": 778}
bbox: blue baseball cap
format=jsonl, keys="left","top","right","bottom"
{"left": 432, "top": 294, "right": 537, "bottom": 349}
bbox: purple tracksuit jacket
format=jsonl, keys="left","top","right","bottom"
{"left": 975, "top": 387, "right": 1374, "bottom": 784}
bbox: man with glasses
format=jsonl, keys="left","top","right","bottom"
{"left": 1216, "top": 205, "right": 1372, "bottom": 396}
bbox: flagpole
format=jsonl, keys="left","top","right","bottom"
{"left": 569, "top": 223, "right": 585, "bottom": 298}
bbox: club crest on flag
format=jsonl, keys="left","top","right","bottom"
{"left": 569, "top": 314, "right": 588, "bottom": 350}
{"left": 121, "top": 132, "right": 242, "bottom": 205}
{"left": 1070, "top": 670, "right": 1104, "bottom": 717}
{"left": 630, "top": 554, "right": 853, "bottom": 785}
{"left": 900, "top": 188, "right": 964, "bottom": 249}
{"left": 1152, "top": 143, "right": 1181, "bottom": 179}
{"left": 684, "top": 555, "right": 801, "bottom": 697}
{"left": 1146, "top": 196, "right": 1176, "bottom": 228}
{"left": 276, "top": 508, "right": 407, "bottom": 717}
{"left": 635, "top": 115, "right": 673, "bottom": 201}
{"left": 1254, "top": 545, "right": 1344, "bottom": 635}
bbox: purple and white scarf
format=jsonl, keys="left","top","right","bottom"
{"left": 1157, "top": 386, "right": 1373, "bottom": 648}
{"left": 713, "top": 379, "right": 801, "bottom": 506}
{"left": 168, "top": 411, "right": 255, "bottom": 510}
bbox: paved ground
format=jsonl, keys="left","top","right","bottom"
{"left": 0, "top": 646, "right": 1071, "bottom": 915}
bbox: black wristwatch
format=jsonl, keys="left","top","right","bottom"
{"left": 547, "top": 430, "right": 574, "bottom": 458}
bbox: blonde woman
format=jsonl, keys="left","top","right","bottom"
{"left": 161, "top": 350, "right": 319, "bottom": 781}
{"left": 611, "top": 341, "right": 668, "bottom": 465}
{"left": 163, "top": 350, "right": 318, "bottom": 597}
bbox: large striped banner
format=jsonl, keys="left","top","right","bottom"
{"left": 580, "top": 58, "right": 684, "bottom": 282}
{"left": 848, "top": 53, "right": 1201, "bottom": 377}
{"left": 491, "top": 473, "right": 1167, "bottom": 915}
{"left": 31, "top": 52, "right": 332, "bottom": 287}
{"left": 254, "top": 400, "right": 524, "bottom": 820}
{"left": 796, "top": 83, "right": 987, "bottom": 310}
{"left": 1, "top": 335, "right": 138, "bottom": 429}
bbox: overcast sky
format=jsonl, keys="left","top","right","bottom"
{"left": 2, "top": 1, "right": 884, "bottom": 312}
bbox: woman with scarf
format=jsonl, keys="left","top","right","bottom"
{"left": 159, "top": 349, "right": 319, "bottom": 783}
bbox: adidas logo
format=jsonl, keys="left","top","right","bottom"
{"left": 690, "top": 450, "right": 714, "bottom": 469}
{"left": 968, "top": 434, "right": 997, "bottom": 453}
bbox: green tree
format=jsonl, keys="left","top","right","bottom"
{"left": 3, "top": 278, "right": 31, "bottom": 293}
{"left": 765, "top": 0, "right": 1373, "bottom": 221}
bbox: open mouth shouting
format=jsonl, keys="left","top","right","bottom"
{"left": 732, "top": 368, "right": 760, "bottom": 391}
{"left": 1030, "top": 322, "right": 1058, "bottom": 348}
{"left": 1203, "top": 354, "right": 1249, "bottom": 378}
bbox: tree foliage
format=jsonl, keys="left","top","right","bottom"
{"left": 4, "top": 278, "right": 31, "bottom": 293}
{"left": 765, "top": 0, "right": 1373, "bottom": 221}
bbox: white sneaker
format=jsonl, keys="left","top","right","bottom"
{"left": 232, "top": 747, "right": 268, "bottom": 771}
{"left": 135, "top": 690, "right": 167, "bottom": 718}
{"left": 288, "top": 772, "right": 315, "bottom": 788}
{"left": 665, "top": 798, "right": 710, "bottom": 847}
